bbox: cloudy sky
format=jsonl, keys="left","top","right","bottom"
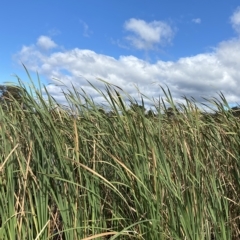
{"left": 1, "top": 0, "right": 240, "bottom": 108}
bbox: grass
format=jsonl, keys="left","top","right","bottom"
{"left": 0, "top": 73, "right": 240, "bottom": 239}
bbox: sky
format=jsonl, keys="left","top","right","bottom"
{"left": 1, "top": 0, "right": 240, "bottom": 109}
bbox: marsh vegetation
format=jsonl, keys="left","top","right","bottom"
{"left": 0, "top": 75, "right": 240, "bottom": 239}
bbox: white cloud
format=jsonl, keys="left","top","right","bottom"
{"left": 192, "top": 18, "right": 201, "bottom": 24}
{"left": 14, "top": 21, "right": 240, "bottom": 109}
{"left": 124, "top": 18, "right": 174, "bottom": 50}
{"left": 230, "top": 6, "right": 240, "bottom": 34}
{"left": 36, "top": 36, "right": 57, "bottom": 50}
{"left": 79, "top": 20, "right": 92, "bottom": 37}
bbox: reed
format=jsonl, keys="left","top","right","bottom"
{"left": 0, "top": 72, "right": 239, "bottom": 239}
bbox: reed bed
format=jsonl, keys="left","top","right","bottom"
{"left": 0, "top": 75, "right": 240, "bottom": 240}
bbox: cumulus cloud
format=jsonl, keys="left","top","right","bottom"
{"left": 230, "top": 7, "right": 240, "bottom": 34}
{"left": 192, "top": 18, "right": 201, "bottom": 24}
{"left": 14, "top": 5, "right": 240, "bottom": 109}
{"left": 123, "top": 18, "right": 174, "bottom": 50}
{"left": 36, "top": 36, "right": 57, "bottom": 50}
{"left": 14, "top": 34, "right": 240, "bottom": 109}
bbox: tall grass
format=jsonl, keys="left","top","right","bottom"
{"left": 0, "top": 75, "right": 240, "bottom": 239}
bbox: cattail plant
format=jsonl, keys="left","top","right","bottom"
{"left": 0, "top": 70, "right": 239, "bottom": 239}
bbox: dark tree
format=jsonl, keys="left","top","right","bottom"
{"left": 146, "top": 109, "right": 156, "bottom": 118}
{"left": 0, "top": 85, "right": 22, "bottom": 101}
{"left": 166, "top": 107, "right": 176, "bottom": 118}
{"left": 0, "top": 85, "right": 24, "bottom": 110}
{"left": 129, "top": 103, "right": 145, "bottom": 114}
{"left": 231, "top": 106, "right": 240, "bottom": 117}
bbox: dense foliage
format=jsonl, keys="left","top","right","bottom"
{"left": 0, "top": 77, "right": 240, "bottom": 239}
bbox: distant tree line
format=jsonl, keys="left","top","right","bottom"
{"left": 0, "top": 85, "right": 25, "bottom": 110}
{"left": 1, "top": 84, "right": 240, "bottom": 120}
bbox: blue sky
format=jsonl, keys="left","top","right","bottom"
{"left": 1, "top": 0, "right": 240, "bottom": 108}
